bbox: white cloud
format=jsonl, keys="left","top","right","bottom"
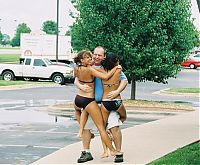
{"left": 0, "top": 0, "right": 77, "bottom": 37}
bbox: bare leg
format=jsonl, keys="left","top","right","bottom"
{"left": 85, "top": 101, "right": 120, "bottom": 156}
{"left": 100, "top": 105, "right": 110, "bottom": 158}
{"left": 110, "top": 126, "right": 122, "bottom": 152}
{"left": 101, "top": 141, "right": 109, "bottom": 158}
{"left": 79, "top": 110, "right": 89, "bottom": 137}
{"left": 82, "top": 129, "right": 92, "bottom": 150}
{"left": 116, "top": 104, "right": 127, "bottom": 123}
{"left": 74, "top": 104, "right": 82, "bottom": 123}
{"left": 74, "top": 104, "right": 92, "bottom": 151}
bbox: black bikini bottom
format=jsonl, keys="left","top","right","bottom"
{"left": 75, "top": 95, "right": 95, "bottom": 109}
{"left": 102, "top": 100, "right": 122, "bottom": 112}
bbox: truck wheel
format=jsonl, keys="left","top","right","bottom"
{"left": 52, "top": 73, "right": 64, "bottom": 84}
{"left": 2, "top": 71, "right": 15, "bottom": 81}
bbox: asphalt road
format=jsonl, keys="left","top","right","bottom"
{"left": 0, "top": 69, "right": 199, "bottom": 164}
{"left": 0, "top": 69, "right": 199, "bottom": 105}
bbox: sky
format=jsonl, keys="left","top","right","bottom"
{"left": 0, "top": 0, "right": 199, "bottom": 38}
{"left": 0, "top": 0, "right": 78, "bottom": 37}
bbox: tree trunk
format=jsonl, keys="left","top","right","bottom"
{"left": 130, "top": 77, "right": 136, "bottom": 100}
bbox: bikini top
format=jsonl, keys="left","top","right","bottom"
{"left": 103, "top": 82, "right": 120, "bottom": 88}
{"left": 79, "top": 79, "right": 95, "bottom": 83}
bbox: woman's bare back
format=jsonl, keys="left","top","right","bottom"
{"left": 75, "top": 66, "right": 95, "bottom": 98}
{"left": 102, "top": 70, "right": 121, "bottom": 99}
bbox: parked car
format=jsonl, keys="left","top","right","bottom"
{"left": 0, "top": 57, "right": 74, "bottom": 84}
{"left": 181, "top": 54, "right": 200, "bottom": 69}
{"left": 190, "top": 53, "right": 200, "bottom": 60}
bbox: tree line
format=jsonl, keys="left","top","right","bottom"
{"left": 0, "top": 20, "right": 59, "bottom": 47}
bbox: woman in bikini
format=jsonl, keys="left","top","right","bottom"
{"left": 100, "top": 52, "right": 127, "bottom": 158}
{"left": 73, "top": 50, "right": 122, "bottom": 156}
{"left": 101, "top": 52, "right": 126, "bottom": 123}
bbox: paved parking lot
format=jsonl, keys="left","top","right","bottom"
{"left": 0, "top": 102, "right": 181, "bottom": 164}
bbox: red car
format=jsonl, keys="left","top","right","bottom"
{"left": 181, "top": 54, "right": 200, "bottom": 69}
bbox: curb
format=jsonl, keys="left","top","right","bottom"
{"left": 0, "top": 83, "right": 60, "bottom": 90}
{"left": 153, "top": 88, "right": 200, "bottom": 97}
{"left": 45, "top": 101, "right": 194, "bottom": 119}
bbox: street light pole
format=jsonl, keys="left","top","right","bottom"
{"left": 56, "top": 0, "right": 59, "bottom": 62}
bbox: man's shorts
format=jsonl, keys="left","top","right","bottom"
{"left": 84, "top": 111, "right": 122, "bottom": 130}
{"left": 107, "top": 111, "right": 122, "bottom": 130}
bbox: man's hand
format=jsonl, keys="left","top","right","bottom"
{"left": 106, "top": 80, "right": 128, "bottom": 99}
{"left": 80, "top": 84, "right": 93, "bottom": 93}
{"left": 107, "top": 90, "right": 119, "bottom": 99}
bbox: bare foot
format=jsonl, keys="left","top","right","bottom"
{"left": 110, "top": 151, "right": 123, "bottom": 156}
{"left": 101, "top": 152, "right": 109, "bottom": 158}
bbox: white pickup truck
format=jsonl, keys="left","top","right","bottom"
{"left": 0, "top": 57, "right": 74, "bottom": 84}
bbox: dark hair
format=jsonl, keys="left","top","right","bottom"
{"left": 101, "top": 52, "right": 119, "bottom": 71}
{"left": 74, "top": 50, "right": 92, "bottom": 65}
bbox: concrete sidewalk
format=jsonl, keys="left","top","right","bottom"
{"left": 32, "top": 110, "right": 199, "bottom": 164}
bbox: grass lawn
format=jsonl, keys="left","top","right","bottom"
{"left": 0, "top": 54, "right": 20, "bottom": 63}
{"left": 0, "top": 47, "right": 20, "bottom": 50}
{"left": 149, "top": 141, "right": 200, "bottom": 165}
{"left": 166, "top": 88, "right": 200, "bottom": 93}
{"left": 123, "top": 99, "right": 193, "bottom": 111}
{"left": 0, "top": 80, "right": 54, "bottom": 86}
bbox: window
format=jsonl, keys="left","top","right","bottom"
{"left": 33, "top": 59, "right": 46, "bottom": 67}
{"left": 194, "top": 54, "right": 200, "bottom": 58}
{"left": 25, "top": 59, "right": 31, "bottom": 65}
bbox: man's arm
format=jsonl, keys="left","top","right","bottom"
{"left": 74, "top": 77, "right": 93, "bottom": 93}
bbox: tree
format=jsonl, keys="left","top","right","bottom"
{"left": 10, "top": 23, "right": 31, "bottom": 47}
{"left": 71, "top": 0, "right": 199, "bottom": 99}
{"left": 1, "top": 34, "right": 10, "bottom": 46}
{"left": 42, "top": 20, "right": 57, "bottom": 34}
{"left": 70, "top": 0, "right": 79, "bottom": 10}
{"left": 0, "top": 31, "right": 3, "bottom": 45}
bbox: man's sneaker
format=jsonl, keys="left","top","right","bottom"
{"left": 114, "top": 154, "right": 123, "bottom": 163}
{"left": 77, "top": 151, "right": 93, "bottom": 163}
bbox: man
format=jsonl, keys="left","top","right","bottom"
{"left": 74, "top": 46, "right": 128, "bottom": 163}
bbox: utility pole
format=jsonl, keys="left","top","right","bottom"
{"left": 56, "top": 0, "right": 59, "bottom": 62}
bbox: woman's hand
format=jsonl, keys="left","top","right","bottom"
{"left": 117, "top": 65, "right": 122, "bottom": 69}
